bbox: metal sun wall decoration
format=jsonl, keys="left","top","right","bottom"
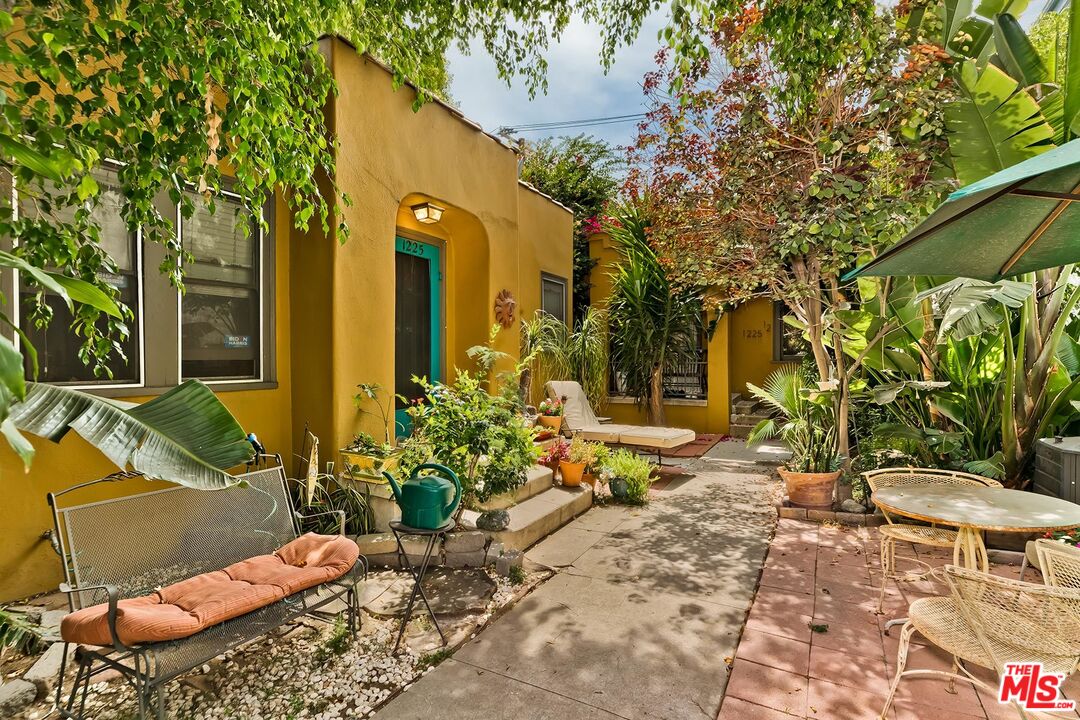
{"left": 494, "top": 289, "right": 516, "bottom": 328}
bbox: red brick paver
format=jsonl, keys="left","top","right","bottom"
{"left": 720, "top": 519, "right": 1080, "bottom": 720}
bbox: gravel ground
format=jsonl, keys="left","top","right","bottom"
{"left": 13, "top": 568, "right": 534, "bottom": 720}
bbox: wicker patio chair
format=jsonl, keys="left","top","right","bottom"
{"left": 880, "top": 565, "right": 1080, "bottom": 720}
{"left": 863, "top": 467, "right": 1002, "bottom": 613}
{"left": 1035, "top": 538, "right": 1080, "bottom": 589}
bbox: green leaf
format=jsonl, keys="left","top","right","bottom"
{"left": 0, "top": 335, "right": 26, "bottom": 405}
{"left": 945, "top": 61, "right": 1055, "bottom": 185}
{"left": 0, "top": 133, "right": 67, "bottom": 183}
{"left": 76, "top": 172, "right": 99, "bottom": 201}
{"left": 8, "top": 380, "right": 254, "bottom": 488}
{"left": 993, "top": 13, "right": 1049, "bottom": 87}
{"left": 1064, "top": 0, "right": 1080, "bottom": 141}
{"left": 1, "top": 417, "right": 34, "bottom": 468}
{"left": 47, "top": 273, "right": 122, "bottom": 318}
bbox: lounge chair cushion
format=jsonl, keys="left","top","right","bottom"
{"left": 617, "top": 427, "right": 697, "bottom": 449}
{"left": 546, "top": 380, "right": 602, "bottom": 430}
{"left": 61, "top": 533, "right": 358, "bottom": 647}
{"left": 576, "top": 424, "right": 639, "bottom": 443}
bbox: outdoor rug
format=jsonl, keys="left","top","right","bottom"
{"left": 660, "top": 433, "right": 726, "bottom": 458}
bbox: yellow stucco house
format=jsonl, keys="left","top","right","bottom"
{"left": 0, "top": 37, "right": 574, "bottom": 602}
{"left": 588, "top": 232, "right": 797, "bottom": 435}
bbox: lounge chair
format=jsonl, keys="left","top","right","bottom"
{"left": 544, "top": 380, "right": 696, "bottom": 461}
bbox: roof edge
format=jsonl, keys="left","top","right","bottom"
{"left": 319, "top": 34, "right": 519, "bottom": 154}
{"left": 517, "top": 180, "right": 574, "bottom": 215}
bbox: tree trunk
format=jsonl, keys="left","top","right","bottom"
{"left": 827, "top": 277, "right": 850, "bottom": 466}
{"left": 648, "top": 365, "right": 667, "bottom": 425}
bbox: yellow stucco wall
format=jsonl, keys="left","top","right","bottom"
{"left": 316, "top": 39, "right": 572, "bottom": 453}
{"left": 0, "top": 39, "right": 572, "bottom": 602}
{"left": 0, "top": 195, "right": 295, "bottom": 602}
{"left": 728, "top": 297, "right": 785, "bottom": 397}
{"left": 587, "top": 232, "right": 730, "bottom": 435}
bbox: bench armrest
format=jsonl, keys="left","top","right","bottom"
{"left": 294, "top": 509, "right": 346, "bottom": 535}
{"left": 58, "top": 582, "right": 129, "bottom": 653}
{"left": 596, "top": 417, "right": 612, "bottom": 424}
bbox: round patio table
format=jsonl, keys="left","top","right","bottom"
{"left": 871, "top": 485, "right": 1080, "bottom": 573}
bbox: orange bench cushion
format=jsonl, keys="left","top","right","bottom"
{"left": 61, "top": 533, "right": 359, "bottom": 647}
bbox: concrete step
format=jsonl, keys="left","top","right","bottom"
{"left": 477, "top": 465, "right": 554, "bottom": 511}
{"left": 733, "top": 400, "right": 758, "bottom": 414}
{"left": 467, "top": 485, "right": 593, "bottom": 551}
{"left": 729, "top": 413, "right": 775, "bottom": 426}
{"left": 728, "top": 423, "right": 758, "bottom": 439}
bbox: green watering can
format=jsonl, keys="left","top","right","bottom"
{"left": 382, "top": 463, "right": 462, "bottom": 530}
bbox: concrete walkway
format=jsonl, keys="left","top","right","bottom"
{"left": 373, "top": 448, "right": 779, "bottom": 720}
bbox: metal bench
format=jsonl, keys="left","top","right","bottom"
{"left": 46, "top": 460, "right": 367, "bottom": 720}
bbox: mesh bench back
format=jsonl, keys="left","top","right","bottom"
{"left": 56, "top": 466, "right": 298, "bottom": 609}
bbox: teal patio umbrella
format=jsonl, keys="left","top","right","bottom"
{"left": 845, "top": 139, "right": 1080, "bottom": 281}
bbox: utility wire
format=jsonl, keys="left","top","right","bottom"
{"left": 498, "top": 111, "right": 648, "bottom": 134}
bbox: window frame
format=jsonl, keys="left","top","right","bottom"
{"left": 176, "top": 185, "right": 271, "bottom": 386}
{"left": 540, "top": 271, "right": 569, "bottom": 325}
{"left": 1, "top": 170, "right": 276, "bottom": 397}
{"left": 8, "top": 162, "right": 148, "bottom": 391}
{"left": 772, "top": 299, "right": 806, "bottom": 362}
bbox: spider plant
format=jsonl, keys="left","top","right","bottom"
{"left": 520, "top": 307, "right": 608, "bottom": 410}
{"left": 747, "top": 365, "right": 841, "bottom": 474}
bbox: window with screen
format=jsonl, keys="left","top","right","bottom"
{"left": 18, "top": 166, "right": 141, "bottom": 384}
{"left": 541, "top": 273, "right": 567, "bottom": 324}
{"left": 181, "top": 192, "right": 261, "bottom": 380}
{"left": 773, "top": 300, "right": 807, "bottom": 361}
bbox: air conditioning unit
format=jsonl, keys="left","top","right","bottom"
{"left": 1034, "top": 437, "right": 1080, "bottom": 503}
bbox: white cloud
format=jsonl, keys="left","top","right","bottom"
{"left": 447, "top": 12, "right": 667, "bottom": 149}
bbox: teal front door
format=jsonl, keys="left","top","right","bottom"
{"left": 394, "top": 236, "right": 442, "bottom": 436}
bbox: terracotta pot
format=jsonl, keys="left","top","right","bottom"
{"left": 778, "top": 468, "right": 841, "bottom": 510}
{"left": 541, "top": 458, "right": 561, "bottom": 478}
{"left": 559, "top": 460, "right": 586, "bottom": 487}
{"left": 538, "top": 415, "right": 563, "bottom": 432}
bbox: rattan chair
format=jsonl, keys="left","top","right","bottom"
{"left": 1035, "top": 538, "right": 1080, "bottom": 590}
{"left": 880, "top": 565, "right": 1080, "bottom": 720}
{"left": 863, "top": 467, "right": 1003, "bottom": 612}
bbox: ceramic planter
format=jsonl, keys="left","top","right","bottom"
{"left": 538, "top": 415, "right": 563, "bottom": 432}
{"left": 609, "top": 477, "right": 629, "bottom": 500}
{"left": 559, "top": 460, "right": 586, "bottom": 487}
{"left": 778, "top": 468, "right": 841, "bottom": 510}
{"left": 340, "top": 449, "right": 403, "bottom": 483}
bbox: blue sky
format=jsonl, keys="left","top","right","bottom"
{"left": 446, "top": 12, "right": 667, "bottom": 150}
{"left": 447, "top": 4, "right": 1049, "bottom": 150}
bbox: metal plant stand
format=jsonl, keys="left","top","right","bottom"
{"left": 389, "top": 518, "right": 454, "bottom": 653}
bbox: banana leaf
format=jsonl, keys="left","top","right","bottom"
{"left": 993, "top": 13, "right": 1050, "bottom": 87}
{"left": 945, "top": 61, "right": 1055, "bottom": 186}
{"left": 7, "top": 380, "right": 253, "bottom": 489}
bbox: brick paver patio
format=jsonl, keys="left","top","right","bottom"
{"left": 721, "top": 518, "right": 1080, "bottom": 720}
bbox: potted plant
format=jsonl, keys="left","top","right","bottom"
{"left": 537, "top": 397, "right": 564, "bottom": 432}
{"left": 538, "top": 437, "right": 569, "bottom": 478}
{"left": 401, "top": 371, "right": 539, "bottom": 519}
{"left": 560, "top": 436, "right": 604, "bottom": 487}
{"left": 600, "top": 449, "right": 653, "bottom": 505}
{"left": 747, "top": 365, "right": 842, "bottom": 509}
{"left": 340, "top": 383, "right": 403, "bottom": 483}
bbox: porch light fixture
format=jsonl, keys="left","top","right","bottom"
{"left": 411, "top": 202, "right": 444, "bottom": 224}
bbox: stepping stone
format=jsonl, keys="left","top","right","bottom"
{"left": 364, "top": 568, "right": 495, "bottom": 617}
{"left": 24, "top": 642, "right": 65, "bottom": 697}
{"left": 0, "top": 679, "right": 36, "bottom": 715}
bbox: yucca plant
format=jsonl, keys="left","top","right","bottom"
{"left": 606, "top": 198, "right": 703, "bottom": 425}
{"left": 747, "top": 365, "right": 841, "bottom": 474}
